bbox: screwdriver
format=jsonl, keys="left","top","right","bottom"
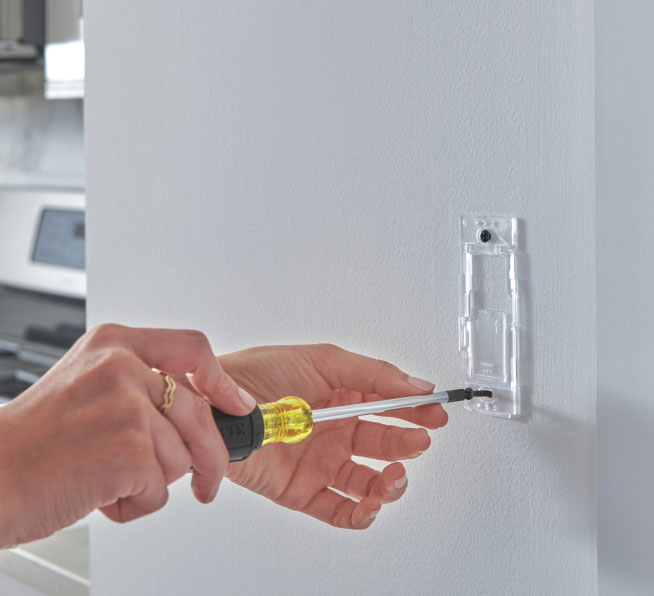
{"left": 212, "top": 388, "right": 492, "bottom": 461}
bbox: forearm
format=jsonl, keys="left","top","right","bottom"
{"left": 0, "top": 408, "right": 21, "bottom": 548}
{"left": 0, "top": 477, "right": 18, "bottom": 549}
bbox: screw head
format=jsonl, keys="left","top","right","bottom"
{"left": 479, "top": 229, "right": 491, "bottom": 243}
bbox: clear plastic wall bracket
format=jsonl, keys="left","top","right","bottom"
{"left": 459, "top": 215, "right": 521, "bottom": 419}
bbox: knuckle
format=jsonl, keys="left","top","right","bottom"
{"left": 99, "top": 431, "right": 151, "bottom": 491}
{"left": 174, "top": 453, "right": 193, "bottom": 480}
{"left": 376, "top": 359, "right": 398, "bottom": 373}
{"left": 98, "top": 391, "right": 151, "bottom": 436}
{"left": 313, "top": 343, "right": 342, "bottom": 363}
{"left": 306, "top": 343, "right": 343, "bottom": 370}
{"left": 92, "top": 348, "right": 142, "bottom": 390}
{"left": 330, "top": 499, "right": 352, "bottom": 527}
{"left": 121, "top": 398, "right": 151, "bottom": 429}
{"left": 112, "top": 514, "right": 130, "bottom": 525}
{"left": 105, "top": 347, "right": 139, "bottom": 373}
{"left": 317, "top": 343, "right": 339, "bottom": 354}
{"left": 153, "top": 487, "right": 169, "bottom": 511}
{"left": 85, "top": 323, "right": 125, "bottom": 348}
{"left": 184, "top": 329, "right": 210, "bottom": 350}
{"left": 381, "top": 426, "right": 396, "bottom": 459}
{"left": 120, "top": 428, "right": 152, "bottom": 460}
{"left": 191, "top": 395, "right": 213, "bottom": 427}
{"left": 92, "top": 426, "right": 162, "bottom": 510}
{"left": 339, "top": 461, "right": 357, "bottom": 493}
{"left": 366, "top": 474, "right": 379, "bottom": 497}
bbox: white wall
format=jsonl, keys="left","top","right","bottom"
{"left": 85, "top": 2, "right": 597, "bottom": 595}
{"left": 596, "top": 2, "right": 654, "bottom": 595}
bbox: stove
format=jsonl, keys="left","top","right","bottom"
{"left": 0, "top": 190, "right": 85, "bottom": 404}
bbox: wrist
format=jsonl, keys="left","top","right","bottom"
{"left": 0, "top": 410, "right": 22, "bottom": 548}
{"left": 0, "top": 477, "right": 19, "bottom": 549}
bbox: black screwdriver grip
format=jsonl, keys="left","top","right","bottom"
{"left": 211, "top": 406, "right": 265, "bottom": 462}
{"left": 446, "top": 388, "right": 474, "bottom": 402}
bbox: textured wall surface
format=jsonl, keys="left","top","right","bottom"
{"left": 85, "top": 2, "right": 596, "bottom": 595}
{"left": 596, "top": 2, "right": 654, "bottom": 595}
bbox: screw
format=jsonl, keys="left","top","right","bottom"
{"left": 473, "top": 390, "right": 493, "bottom": 398}
{"left": 464, "top": 388, "right": 493, "bottom": 400}
{"left": 479, "top": 229, "right": 491, "bottom": 243}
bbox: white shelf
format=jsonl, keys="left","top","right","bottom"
{"left": 0, "top": 523, "right": 89, "bottom": 596}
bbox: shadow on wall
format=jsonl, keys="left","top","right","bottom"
{"left": 520, "top": 221, "right": 595, "bottom": 551}
{"left": 598, "top": 396, "right": 654, "bottom": 596}
{"left": 530, "top": 404, "right": 596, "bottom": 549}
{"left": 518, "top": 217, "right": 533, "bottom": 423}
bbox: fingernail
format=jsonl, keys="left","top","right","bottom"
{"left": 407, "top": 376, "right": 435, "bottom": 392}
{"left": 369, "top": 509, "right": 380, "bottom": 520}
{"left": 410, "top": 450, "right": 424, "bottom": 459}
{"left": 238, "top": 387, "right": 257, "bottom": 410}
{"left": 394, "top": 474, "right": 408, "bottom": 490}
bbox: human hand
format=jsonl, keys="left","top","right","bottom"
{"left": 218, "top": 344, "right": 448, "bottom": 530}
{"left": 0, "top": 324, "right": 255, "bottom": 547}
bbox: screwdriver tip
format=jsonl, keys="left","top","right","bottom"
{"left": 470, "top": 389, "right": 493, "bottom": 399}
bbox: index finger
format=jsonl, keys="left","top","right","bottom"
{"left": 95, "top": 324, "right": 255, "bottom": 415}
{"left": 313, "top": 344, "right": 436, "bottom": 399}
{"left": 377, "top": 403, "right": 449, "bottom": 429}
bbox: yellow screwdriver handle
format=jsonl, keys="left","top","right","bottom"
{"left": 259, "top": 396, "right": 314, "bottom": 445}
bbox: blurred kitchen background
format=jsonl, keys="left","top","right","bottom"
{"left": 0, "top": 2, "right": 88, "bottom": 595}
{"left": 1, "top": 0, "right": 83, "bottom": 188}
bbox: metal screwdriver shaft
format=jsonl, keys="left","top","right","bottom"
{"left": 311, "top": 388, "right": 491, "bottom": 423}
{"left": 213, "top": 388, "right": 493, "bottom": 461}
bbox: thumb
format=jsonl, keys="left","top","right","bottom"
{"left": 188, "top": 359, "right": 257, "bottom": 415}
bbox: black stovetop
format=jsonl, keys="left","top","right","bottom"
{"left": 0, "top": 285, "right": 85, "bottom": 402}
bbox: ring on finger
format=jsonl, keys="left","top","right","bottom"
{"left": 159, "top": 372, "right": 176, "bottom": 415}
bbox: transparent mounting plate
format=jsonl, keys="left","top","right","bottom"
{"left": 459, "top": 215, "right": 521, "bottom": 419}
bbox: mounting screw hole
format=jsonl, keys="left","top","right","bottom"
{"left": 479, "top": 229, "right": 491, "bottom": 243}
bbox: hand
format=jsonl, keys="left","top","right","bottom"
{"left": 218, "top": 344, "right": 448, "bottom": 530}
{"left": 0, "top": 324, "right": 255, "bottom": 547}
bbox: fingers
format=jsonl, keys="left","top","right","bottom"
{"left": 100, "top": 467, "right": 169, "bottom": 523}
{"left": 301, "top": 488, "right": 381, "bottom": 530}
{"left": 95, "top": 324, "right": 255, "bottom": 415}
{"left": 88, "top": 325, "right": 236, "bottom": 504}
{"left": 150, "top": 415, "right": 193, "bottom": 484}
{"left": 377, "top": 403, "right": 448, "bottom": 429}
{"left": 313, "top": 344, "right": 435, "bottom": 399}
{"left": 332, "top": 461, "right": 408, "bottom": 504}
{"left": 311, "top": 344, "right": 448, "bottom": 431}
{"left": 303, "top": 460, "right": 412, "bottom": 529}
{"left": 352, "top": 420, "right": 431, "bottom": 460}
{"left": 145, "top": 369, "right": 228, "bottom": 503}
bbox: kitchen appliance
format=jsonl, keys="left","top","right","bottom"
{"left": 0, "top": 0, "right": 44, "bottom": 61}
{"left": 1, "top": 0, "right": 84, "bottom": 99}
{"left": 0, "top": 189, "right": 85, "bottom": 404}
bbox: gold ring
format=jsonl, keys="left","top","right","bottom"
{"left": 159, "top": 372, "right": 176, "bottom": 415}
